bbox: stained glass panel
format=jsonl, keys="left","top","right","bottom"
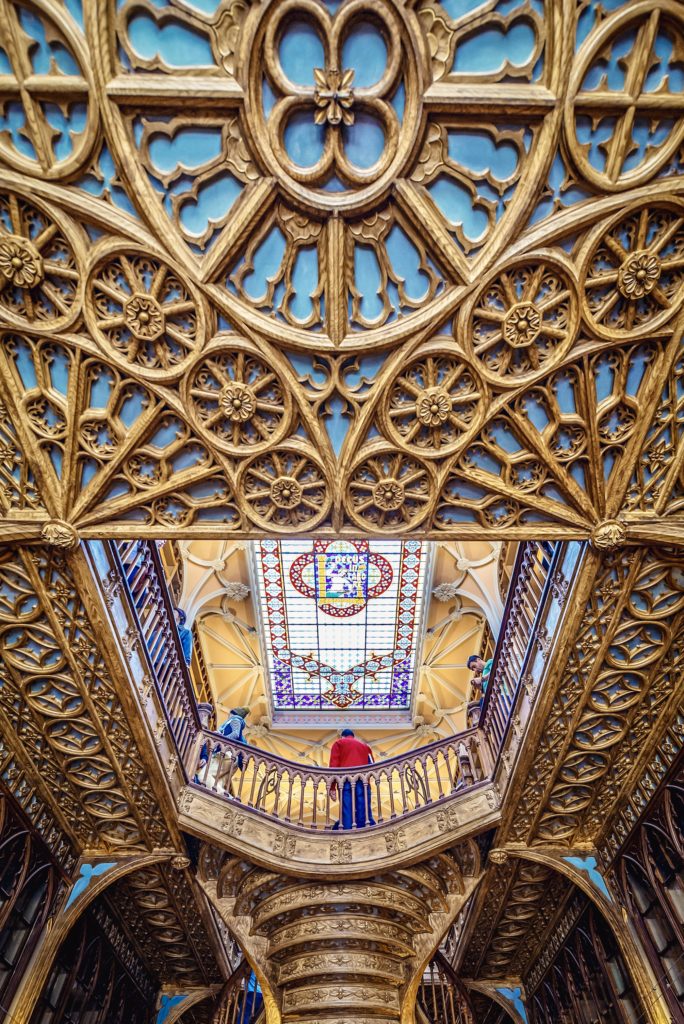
{"left": 254, "top": 539, "right": 428, "bottom": 712}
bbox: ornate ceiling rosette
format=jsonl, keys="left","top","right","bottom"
{"left": 84, "top": 240, "right": 212, "bottom": 380}
{"left": 183, "top": 336, "right": 295, "bottom": 455}
{"left": 90, "top": 0, "right": 568, "bottom": 347}
{"left": 0, "top": 0, "right": 682, "bottom": 539}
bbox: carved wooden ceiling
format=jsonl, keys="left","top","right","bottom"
{"left": 458, "top": 541, "right": 684, "bottom": 988}
{"left": 0, "top": 0, "right": 682, "bottom": 541}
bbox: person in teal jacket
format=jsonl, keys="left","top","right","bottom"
{"left": 467, "top": 654, "right": 493, "bottom": 703}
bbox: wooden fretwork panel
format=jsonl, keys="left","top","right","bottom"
{"left": 0, "top": 0, "right": 682, "bottom": 539}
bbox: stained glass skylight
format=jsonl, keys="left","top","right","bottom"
{"left": 254, "top": 539, "right": 428, "bottom": 713}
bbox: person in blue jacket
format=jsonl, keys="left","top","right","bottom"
{"left": 196, "top": 706, "right": 250, "bottom": 787}
{"left": 174, "top": 607, "right": 193, "bottom": 665}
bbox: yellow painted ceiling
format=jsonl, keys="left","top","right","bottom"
{"left": 175, "top": 539, "right": 505, "bottom": 767}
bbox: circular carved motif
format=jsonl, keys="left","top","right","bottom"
{"left": 565, "top": 1, "right": 684, "bottom": 191}
{"left": 243, "top": 0, "right": 423, "bottom": 212}
{"left": 86, "top": 245, "right": 208, "bottom": 379}
{"left": 416, "top": 388, "right": 450, "bottom": 426}
{"left": 617, "top": 251, "right": 661, "bottom": 300}
{"left": 185, "top": 342, "right": 292, "bottom": 455}
{"left": 582, "top": 202, "right": 684, "bottom": 338}
{"left": 240, "top": 446, "right": 331, "bottom": 531}
{"left": 381, "top": 349, "right": 486, "bottom": 456}
{"left": 591, "top": 519, "right": 626, "bottom": 550}
{"left": 373, "top": 477, "right": 404, "bottom": 510}
{"left": 0, "top": 0, "right": 97, "bottom": 179}
{"left": 220, "top": 381, "right": 257, "bottom": 422}
{"left": 124, "top": 294, "right": 165, "bottom": 341}
{"left": 100, "top": 0, "right": 558, "bottom": 349}
{"left": 270, "top": 475, "right": 303, "bottom": 509}
{"left": 503, "top": 302, "right": 541, "bottom": 348}
{"left": 0, "top": 237, "right": 44, "bottom": 289}
{"left": 0, "top": 192, "right": 81, "bottom": 330}
{"left": 346, "top": 446, "right": 434, "bottom": 531}
{"left": 41, "top": 520, "right": 80, "bottom": 550}
{"left": 466, "top": 256, "right": 579, "bottom": 386}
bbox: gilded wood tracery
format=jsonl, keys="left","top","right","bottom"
{"left": 456, "top": 543, "right": 684, "bottom": 1010}
{"left": 0, "top": 544, "right": 227, "bottom": 997}
{"left": 0, "top": 0, "right": 680, "bottom": 538}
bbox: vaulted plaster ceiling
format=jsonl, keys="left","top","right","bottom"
{"left": 176, "top": 538, "right": 503, "bottom": 763}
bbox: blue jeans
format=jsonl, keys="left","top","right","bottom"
{"left": 333, "top": 780, "right": 375, "bottom": 830}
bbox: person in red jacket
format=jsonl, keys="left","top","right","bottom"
{"left": 329, "top": 729, "right": 376, "bottom": 830}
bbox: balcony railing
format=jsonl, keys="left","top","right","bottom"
{"left": 110, "top": 537, "right": 566, "bottom": 831}
{"left": 481, "top": 540, "right": 557, "bottom": 751}
{"left": 191, "top": 729, "right": 482, "bottom": 830}
{"left": 113, "top": 540, "right": 200, "bottom": 764}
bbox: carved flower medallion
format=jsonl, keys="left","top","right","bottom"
{"left": 124, "top": 294, "right": 165, "bottom": 341}
{"left": 416, "top": 387, "right": 451, "bottom": 426}
{"left": 86, "top": 245, "right": 207, "bottom": 378}
{"left": 185, "top": 342, "right": 292, "bottom": 455}
{"left": 313, "top": 67, "right": 355, "bottom": 126}
{"left": 372, "top": 478, "right": 404, "bottom": 511}
{"left": 503, "top": 302, "right": 542, "bottom": 348}
{"left": 242, "top": 447, "right": 331, "bottom": 530}
{"left": 270, "top": 476, "right": 303, "bottom": 509}
{"left": 219, "top": 381, "right": 257, "bottom": 422}
{"left": 0, "top": 236, "right": 43, "bottom": 289}
{"left": 468, "top": 256, "right": 579, "bottom": 386}
{"left": 582, "top": 203, "right": 684, "bottom": 338}
{"left": 617, "top": 251, "right": 661, "bottom": 299}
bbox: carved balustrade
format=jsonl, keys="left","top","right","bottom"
{"left": 192, "top": 729, "right": 482, "bottom": 830}
{"left": 112, "top": 535, "right": 571, "bottom": 833}
{"left": 113, "top": 540, "right": 200, "bottom": 764}
{"left": 192, "top": 631, "right": 216, "bottom": 724}
{"left": 481, "top": 541, "right": 558, "bottom": 752}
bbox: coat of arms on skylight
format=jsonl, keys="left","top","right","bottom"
{"left": 290, "top": 540, "right": 393, "bottom": 618}
{"left": 256, "top": 539, "right": 427, "bottom": 712}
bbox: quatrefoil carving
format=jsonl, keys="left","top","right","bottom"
{"left": 249, "top": 0, "right": 419, "bottom": 207}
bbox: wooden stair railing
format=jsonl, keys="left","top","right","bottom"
{"left": 212, "top": 960, "right": 263, "bottom": 1024}
{"left": 418, "top": 952, "right": 476, "bottom": 1024}
{"left": 481, "top": 540, "right": 558, "bottom": 750}
{"left": 113, "top": 539, "right": 200, "bottom": 765}
{"left": 110, "top": 538, "right": 563, "bottom": 832}
{"left": 191, "top": 727, "right": 482, "bottom": 830}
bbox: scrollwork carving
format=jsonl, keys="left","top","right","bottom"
{"left": 330, "top": 838, "right": 352, "bottom": 864}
